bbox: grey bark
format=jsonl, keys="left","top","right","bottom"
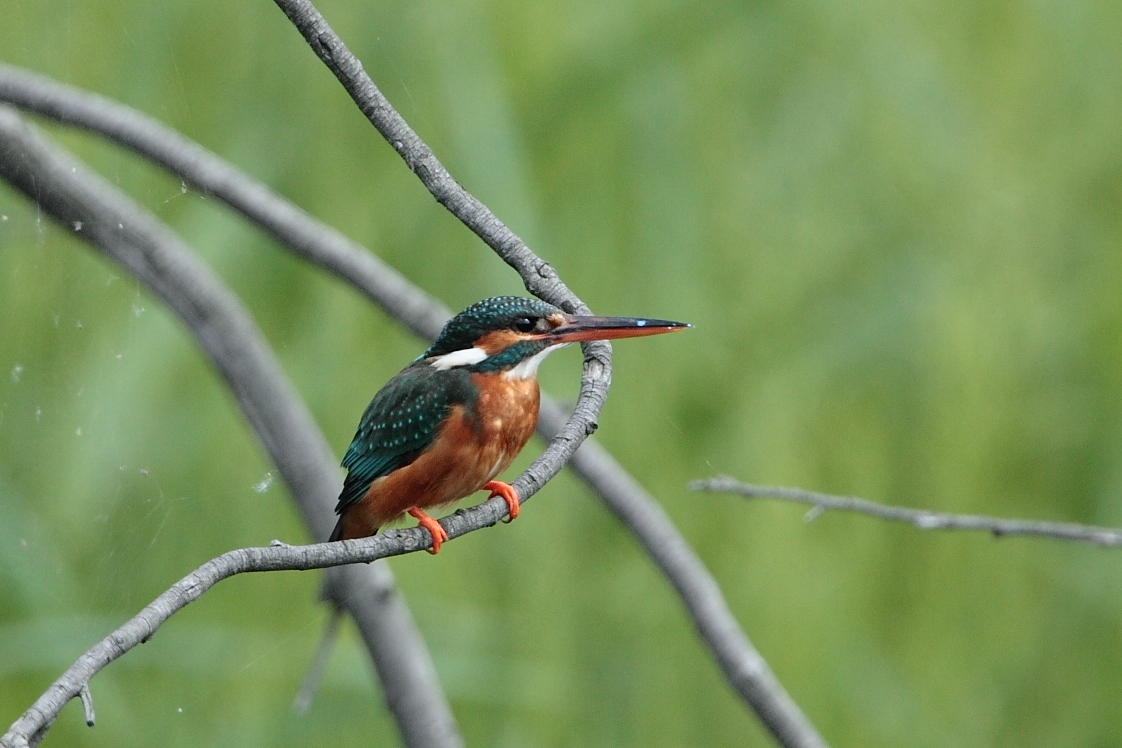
{"left": 695, "top": 477, "right": 1122, "bottom": 546}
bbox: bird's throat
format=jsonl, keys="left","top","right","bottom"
{"left": 501, "top": 343, "right": 567, "bottom": 380}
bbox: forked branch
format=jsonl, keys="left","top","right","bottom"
{"left": 0, "top": 26, "right": 831, "bottom": 746}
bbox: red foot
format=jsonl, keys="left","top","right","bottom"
{"left": 408, "top": 508, "right": 449, "bottom": 554}
{"left": 484, "top": 480, "right": 520, "bottom": 523}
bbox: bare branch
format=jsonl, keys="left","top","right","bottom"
{"left": 693, "top": 477, "right": 1122, "bottom": 547}
{"left": 1, "top": 63, "right": 831, "bottom": 747}
{"left": 0, "top": 530, "right": 495, "bottom": 748}
{"left": 0, "top": 106, "right": 461, "bottom": 748}
{"left": 269, "top": 0, "right": 578, "bottom": 310}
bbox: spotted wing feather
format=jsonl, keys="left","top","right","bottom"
{"left": 336, "top": 362, "right": 476, "bottom": 517}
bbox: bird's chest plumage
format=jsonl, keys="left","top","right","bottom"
{"left": 466, "top": 372, "right": 541, "bottom": 477}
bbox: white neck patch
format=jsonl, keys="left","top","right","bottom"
{"left": 430, "top": 346, "right": 488, "bottom": 370}
{"left": 502, "top": 343, "right": 567, "bottom": 380}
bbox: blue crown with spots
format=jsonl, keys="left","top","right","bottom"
{"left": 424, "top": 297, "right": 561, "bottom": 357}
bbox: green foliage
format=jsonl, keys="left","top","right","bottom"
{"left": 3, "top": 0, "right": 1122, "bottom": 745}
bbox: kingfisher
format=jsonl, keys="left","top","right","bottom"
{"left": 331, "top": 296, "right": 689, "bottom": 552}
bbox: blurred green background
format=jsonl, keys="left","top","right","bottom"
{"left": 3, "top": 0, "right": 1122, "bottom": 745}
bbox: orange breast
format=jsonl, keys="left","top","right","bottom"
{"left": 468, "top": 371, "right": 541, "bottom": 478}
{"left": 341, "top": 373, "right": 540, "bottom": 537}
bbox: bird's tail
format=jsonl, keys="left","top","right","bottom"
{"left": 327, "top": 515, "right": 377, "bottom": 543}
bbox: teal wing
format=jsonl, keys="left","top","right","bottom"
{"left": 335, "top": 363, "right": 476, "bottom": 518}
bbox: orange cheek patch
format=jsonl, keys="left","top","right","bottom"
{"left": 475, "top": 329, "right": 523, "bottom": 355}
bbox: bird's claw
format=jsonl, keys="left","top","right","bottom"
{"left": 408, "top": 508, "right": 448, "bottom": 554}
{"left": 484, "top": 481, "right": 520, "bottom": 523}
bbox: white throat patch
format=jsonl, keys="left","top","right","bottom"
{"left": 430, "top": 346, "right": 488, "bottom": 370}
{"left": 502, "top": 343, "right": 568, "bottom": 380}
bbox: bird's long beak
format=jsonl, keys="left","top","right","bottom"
{"left": 541, "top": 314, "right": 691, "bottom": 344}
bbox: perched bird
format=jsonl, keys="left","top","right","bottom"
{"left": 331, "top": 296, "right": 689, "bottom": 552}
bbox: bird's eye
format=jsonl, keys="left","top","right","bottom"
{"left": 512, "top": 316, "right": 536, "bottom": 333}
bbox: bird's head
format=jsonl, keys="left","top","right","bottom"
{"left": 422, "top": 296, "right": 689, "bottom": 379}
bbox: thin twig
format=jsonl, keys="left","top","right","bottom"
{"left": 269, "top": 0, "right": 579, "bottom": 309}
{"left": 692, "top": 477, "right": 1122, "bottom": 547}
{"left": 0, "top": 107, "right": 461, "bottom": 748}
{"left": 77, "top": 686, "right": 94, "bottom": 728}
